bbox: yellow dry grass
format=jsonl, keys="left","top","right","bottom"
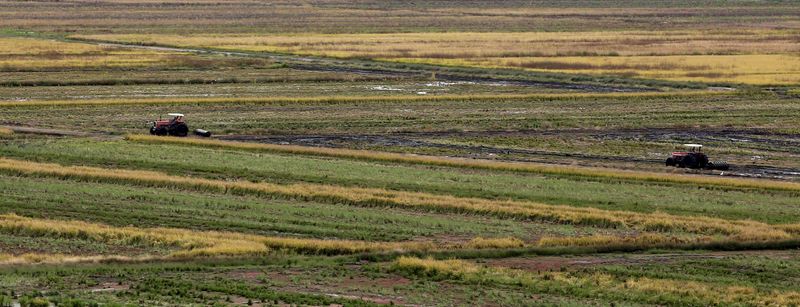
{"left": 74, "top": 30, "right": 800, "bottom": 84}
{"left": 536, "top": 234, "right": 709, "bottom": 248}
{"left": 0, "top": 157, "right": 792, "bottom": 242}
{"left": 0, "top": 128, "right": 12, "bottom": 137}
{"left": 74, "top": 30, "right": 800, "bottom": 58}
{"left": 0, "top": 253, "right": 153, "bottom": 266}
{"left": 397, "top": 54, "right": 800, "bottom": 85}
{"left": 0, "top": 213, "right": 268, "bottom": 260}
{"left": 394, "top": 257, "right": 800, "bottom": 306}
{"left": 126, "top": 134, "right": 800, "bottom": 193}
{"left": 777, "top": 224, "right": 800, "bottom": 235}
{"left": 465, "top": 237, "right": 525, "bottom": 249}
{"left": 0, "top": 37, "right": 100, "bottom": 55}
{"left": 0, "top": 37, "right": 182, "bottom": 71}
{"left": 0, "top": 213, "right": 436, "bottom": 264}
{"left": 0, "top": 91, "right": 722, "bottom": 107}
{"left": 394, "top": 256, "right": 481, "bottom": 277}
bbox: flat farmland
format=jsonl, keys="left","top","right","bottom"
{"left": 77, "top": 30, "right": 800, "bottom": 84}
{"left": 0, "top": 0, "right": 799, "bottom": 306}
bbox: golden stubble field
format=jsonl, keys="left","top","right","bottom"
{"left": 76, "top": 30, "right": 800, "bottom": 84}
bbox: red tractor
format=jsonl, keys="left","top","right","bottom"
{"left": 150, "top": 113, "right": 189, "bottom": 137}
{"left": 665, "top": 144, "right": 729, "bottom": 170}
{"left": 666, "top": 144, "right": 707, "bottom": 168}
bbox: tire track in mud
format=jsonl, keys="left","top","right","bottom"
{"left": 220, "top": 127, "right": 800, "bottom": 180}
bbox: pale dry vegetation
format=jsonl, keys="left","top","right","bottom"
{"left": 465, "top": 237, "right": 525, "bottom": 249}
{"left": 0, "top": 37, "right": 185, "bottom": 71}
{"left": 0, "top": 37, "right": 274, "bottom": 72}
{"left": 402, "top": 54, "right": 800, "bottom": 85}
{"left": 0, "top": 213, "right": 440, "bottom": 264}
{"left": 76, "top": 30, "right": 800, "bottom": 58}
{"left": 535, "top": 234, "right": 705, "bottom": 248}
{"left": 76, "top": 30, "right": 800, "bottom": 84}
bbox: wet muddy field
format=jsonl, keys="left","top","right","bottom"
{"left": 221, "top": 127, "right": 800, "bottom": 181}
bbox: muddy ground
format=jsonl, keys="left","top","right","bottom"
{"left": 221, "top": 127, "right": 800, "bottom": 181}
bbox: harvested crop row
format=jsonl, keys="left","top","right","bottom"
{"left": 0, "top": 213, "right": 437, "bottom": 264}
{"left": 392, "top": 257, "right": 800, "bottom": 306}
{"left": 0, "top": 213, "right": 573, "bottom": 265}
{"left": 126, "top": 134, "right": 800, "bottom": 193}
{"left": 0, "top": 157, "right": 790, "bottom": 241}
{"left": 0, "top": 91, "right": 724, "bottom": 107}
{"left": 1, "top": 213, "right": 794, "bottom": 267}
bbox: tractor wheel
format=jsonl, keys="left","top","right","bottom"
{"left": 665, "top": 157, "right": 675, "bottom": 166}
{"left": 169, "top": 123, "right": 189, "bottom": 137}
{"left": 152, "top": 127, "right": 168, "bottom": 136}
{"left": 683, "top": 155, "right": 697, "bottom": 168}
{"left": 697, "top": 156, "right": 709, "bottom": 169}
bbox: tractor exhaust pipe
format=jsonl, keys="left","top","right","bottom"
{"left": 194, "top": 129, "right": 212, "bottom": 137}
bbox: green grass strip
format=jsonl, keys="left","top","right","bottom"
{"left": 126, "top": 134, "right": 800, "bottom": 193}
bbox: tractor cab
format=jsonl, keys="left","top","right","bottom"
{"left": 150, "top": 113, "right": 189, "bottom": 137}
{"left": 168, "top": 113, "right": 184, "bottom": 123}
{"left": 672, "top": 144, "right": 703, "bottom": 155}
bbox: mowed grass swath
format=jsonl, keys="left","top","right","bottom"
{"left": 392, "top": 257, "right": 800, "bottom": 306}
{"left": 2, "top": 213, "right": 675, "bottom": 265}
{"left": 0, "top": 157, "right": 792, "bottom": 242}
{"left": 0, "top": 214, "right": 441, "bottom": 264}
{"left": 126, "top": 134, "right": 800, "bottom": 193}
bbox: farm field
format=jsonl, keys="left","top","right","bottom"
{"left": 1, "top": 0, "right": 800, "bottom": 306}
{"left": 78, "top": 30, "right": 800, "bottom": 84}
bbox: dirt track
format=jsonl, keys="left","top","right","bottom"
{"left": 220, "top": 127, "right": 800, "bottom": 180}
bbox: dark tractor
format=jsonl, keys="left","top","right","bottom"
{"left": 150, "top": 113, "right": 189, "bottom": 137}
{"left": 666, "top": 144, "right": 708, "bottom": 169}
{"left": 666, "top": 144, "right": 729, "bottom": 170}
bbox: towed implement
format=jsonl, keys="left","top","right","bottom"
{"left": 666, "top": 144, "right": 729, "bottom": 170}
